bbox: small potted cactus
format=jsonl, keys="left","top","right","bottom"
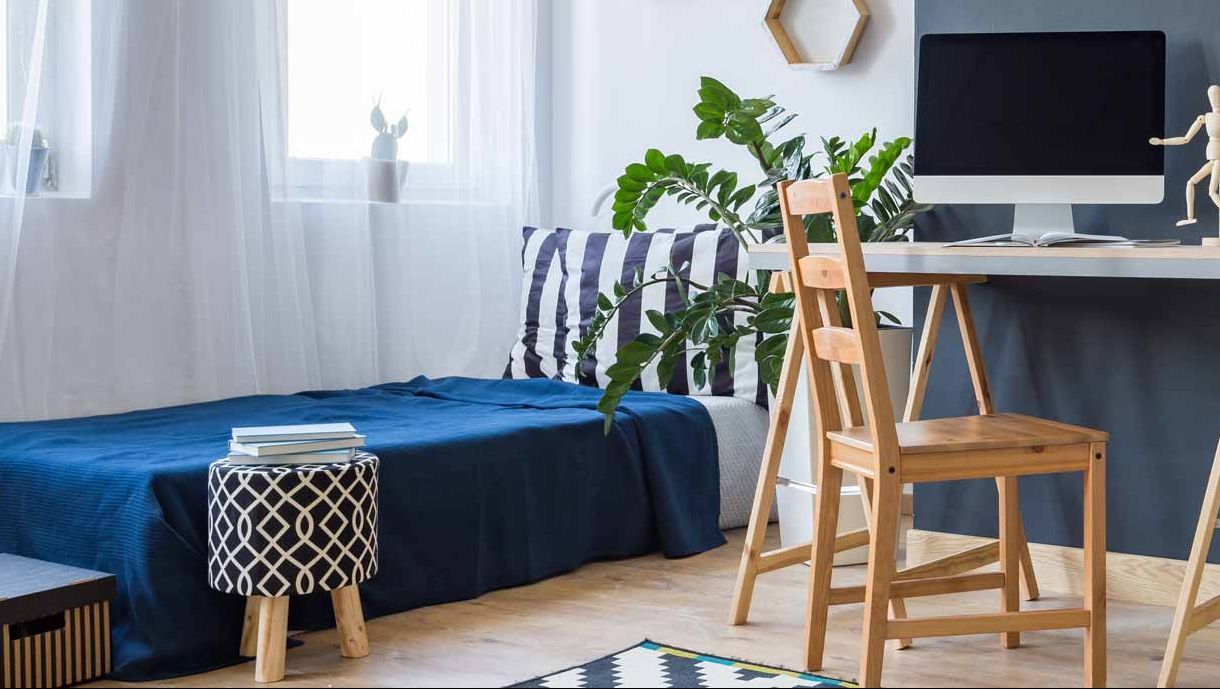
{"left": 3, "top": 125, "right": 50, "bottom": 195}
{"left": 367, "top": 97, "right": 408, "bottom": 203}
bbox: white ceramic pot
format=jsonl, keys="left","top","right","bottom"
{"left": 775, "top": 325, "right": 913, "bottom": 566}
{"left": 366, "top": 158, "right": 408, "bottom": 203}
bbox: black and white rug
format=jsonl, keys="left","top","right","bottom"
{"left": 510, "top": 641, "right": 853, "bottom": 688}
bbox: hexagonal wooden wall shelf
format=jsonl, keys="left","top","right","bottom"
{"left": 764, "top": 0, "right": 870, "bottom": 71}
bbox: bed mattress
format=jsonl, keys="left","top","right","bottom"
{"left": 692, "top": 396, "right": 770, "bottom": 529}
{"left": 0, "top": 377, "right": 724, "bottom": 680}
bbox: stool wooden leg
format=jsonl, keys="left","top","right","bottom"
{"left": 331, "top": 585, "right": 370, "bottom": 659}
{"left": 255, "top": 596, "right": 289, "bottom": 683}
{"left": 1084, "top": 443, "right": 1107, "bottom": 688}
{"left": 1158, "top": 441, "right": 1220, "bottom": 688}
{"left": 240, "top": 596, "right": 261, "bottom": 658}
{"left": 998, "top": 476, "right": 1021, "bottom": 649}
{"left": 730, "top": 319, "right": 804, "bottom": 625}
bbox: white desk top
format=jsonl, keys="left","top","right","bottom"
{"left": 747, "top": 242, "right": 1220, "bottom": 280}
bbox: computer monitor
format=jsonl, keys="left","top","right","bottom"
{"left": 914, "top": 31, "right": 1166, "bottom": 235}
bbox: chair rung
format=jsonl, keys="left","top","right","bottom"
{"left": 1187, "top": 593, "right": 1220, "bottom": 634}
{"left": 884, "top": 609, "right": 1090, "bottom": 640}
{"left": 756, "top": 528, "right": 870, "bottom": 574}
{"left": 895, "top": 541, "right": 999, "bottom": 581}
{"left": 829, "top": 572, "right": 1004, "bottom": 606}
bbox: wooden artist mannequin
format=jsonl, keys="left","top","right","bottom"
{"left": 1150, "top": 85, "right": 1220, "bottom": 245}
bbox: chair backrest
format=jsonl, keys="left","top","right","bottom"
{"left": 778, "top": 174, "right": 901, "bottom": 475}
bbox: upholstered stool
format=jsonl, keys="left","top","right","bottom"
{"left": 207, "top": 451, "right": 379, "bottom": 683}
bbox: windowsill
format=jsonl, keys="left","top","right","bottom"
{"left": 0, "top": 191, "right": 91, "bottom": 201}
{"left": 282, "top": 196, "right": 505, "bottom": 207}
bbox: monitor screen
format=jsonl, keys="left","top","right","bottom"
{"left": 915, "top": 31, "right": 1165, "bottom": 177}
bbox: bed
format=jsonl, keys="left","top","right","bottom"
{"left": 0, "top": 377, "right": 727, "bottom": 680}
{"left": 693, "top": 396, "right": 770, "bottom": 530}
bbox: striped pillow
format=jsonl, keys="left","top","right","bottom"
{"left": 505, "top": 225, "right": 767, "bottom": 406}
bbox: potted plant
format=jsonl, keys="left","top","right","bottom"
{"left": 3, "top": 125, "right": 50, "bottom": 195}
{"left": 573, "top": 76, "right": 930, "bottom": 422}
{"left": 572, "top": 77, "right": 931, "bottom": 564}
{"left": 366, "top": 96, "right": 408, "bottom": 203}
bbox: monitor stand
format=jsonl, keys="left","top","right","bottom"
{"left": 1013, "top": 204, "right": 1076, "bottom": 236}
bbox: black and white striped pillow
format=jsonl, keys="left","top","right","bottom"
{"left": 505, "top": 225, "right": 767, "bottom": 406}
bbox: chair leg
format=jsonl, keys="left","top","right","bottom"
{"left": 240, "top": 596, "right": 261, "bottom": 658}
{"left": 859, "top": 476, "right": 911, "bottom": 650}
{"left": 803, "top": 458, "right": 844, "bottom": 672}
{"left": 730, "top": 321, "right": 804, "bottom": 625}
{"left": 331, "top": 585, "right": 370, "bottom": 659}
{"left": 1084, "top": 443, "right": 1107, "bottom": 688}
{"left": 998, "top": 476, "right": 1021, "bottom": 649}
{"left": 859, "top": 472, "right": 903, "bottom": 688}
{"left": 254, "top": 596, "right": 289, "bottom": 683}
{"left": 1159, "top": 441, "right": 1220, "bottom": 688}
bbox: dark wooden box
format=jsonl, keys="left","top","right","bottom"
{"left": 0, "top": 555, "right": 116, "bottom": 688}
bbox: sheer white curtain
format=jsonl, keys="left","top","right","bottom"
{"left": 0, "top": 0, "right": 537, "bottom": 420}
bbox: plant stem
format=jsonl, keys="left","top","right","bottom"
{"left": 669, "top": 178, "right": 761, "bottom": 245}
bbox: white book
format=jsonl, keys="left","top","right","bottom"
{"left": 223, "top": 449, "right": 354, "bottom": 465}
{"left": 229, "top": 435, "right": 366, "bottom": 457}
{"left": 231, "top": 422, "right": 356, "bottom": 443}
{"left": 946, "top": 232, "right": 1180, "bottom": 248}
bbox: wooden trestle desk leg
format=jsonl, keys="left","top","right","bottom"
{"left": 730, "top": 314, "right": 807, "bottom": 625}
{"left": 904, "top": 283, "right": 1041, "bottom": 602}
{"left": 730, "top": 271, "right": 880, "bottom": 626}
{"left": 1158, "top": 440, "right": 1220, "bottom": 688}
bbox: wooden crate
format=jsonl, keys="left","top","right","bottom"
{"left": 0, "top": 555, "right": 116, "bottom": 688}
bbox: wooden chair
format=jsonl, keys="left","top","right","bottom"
{"left": 731, "top": 227, "right": 1042, "bottom": 644}
{"left": 1158, "top": 439, "right": 1220, "bottom": 687}
{"left": 780, "top": 174, "right": 1109, "bottom": 688}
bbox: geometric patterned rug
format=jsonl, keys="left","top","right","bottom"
{"left": 508, "top": 640, "right": 855, "bottom": 688}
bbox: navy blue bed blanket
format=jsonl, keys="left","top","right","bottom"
{"left": 0, "top": 377, "right": 723, "bottom": 680}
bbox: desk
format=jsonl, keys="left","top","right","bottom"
{"left": 746, "top": 241, "right": 1220, "bottom": 590}
{"left": 749, "top": 241, "right": 1220, "bottom": 279}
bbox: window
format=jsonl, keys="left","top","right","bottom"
{"left": 0, "top": 0, "right": 91, "bottom": 197}
{"left": 287, "top": 0, "right": 452, "bottom": 185}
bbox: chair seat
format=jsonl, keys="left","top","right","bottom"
{"left": 827, "top": 412, "right": 1108, "bottom": 455}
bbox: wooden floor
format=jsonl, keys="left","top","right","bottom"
{"left": 96, "top": 528, "right": 1220, "bottom": 688}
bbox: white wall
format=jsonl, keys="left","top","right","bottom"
{"left": 548, "top": 0, "right": 917, "bottom": 323}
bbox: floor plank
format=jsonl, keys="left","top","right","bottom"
{"left": 94, "top": 528, "right": 1220, "bottom": 687}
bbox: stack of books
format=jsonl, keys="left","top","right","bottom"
{"left": 225, "top": 423, "right": 365, "bottom": 465}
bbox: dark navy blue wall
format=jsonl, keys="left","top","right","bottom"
{"left": 913, "top": 0, "right": 1220, "bottom": 559}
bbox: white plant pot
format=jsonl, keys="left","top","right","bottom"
{"left": 775, "top": 325, "right": 913, "bottom": 566}
{"left": 366, "top": 158, "right": 408, "bottom": 203}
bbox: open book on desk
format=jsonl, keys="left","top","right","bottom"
{"left": 946, "top": 232, "right": 1181, "bottom": 248}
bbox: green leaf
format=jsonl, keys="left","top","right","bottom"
{"left": 696, "top": 121, "right": 725, "bottom": 140}
{"left": 739, "top": 98, "right": 774, "bottom": 117}
{"left": 617, "top": 175, "right": 646, "bottom": 193}
{"left": 644, "top": 149, "right": 668, "bottom": 174}
{"left": 693, "top": 103, "right": 724, "bottom": 122}
{"left": 625, "top": 163, "right": 654, "bottom": 183}
{"left": 729, "top": 184, "right": 756, "bottom": 210}
{"left": 698, "top": 76, "right": 741, "bottom": 109}
{"left": 614, "top": 188, "right": 640, "bottom": 203}
{"left": 645, "top": 310, "right": 669, "bottom": 333}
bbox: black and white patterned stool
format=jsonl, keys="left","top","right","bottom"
{"left": 207, "top": 451, "right": 379, "bottom": 683}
